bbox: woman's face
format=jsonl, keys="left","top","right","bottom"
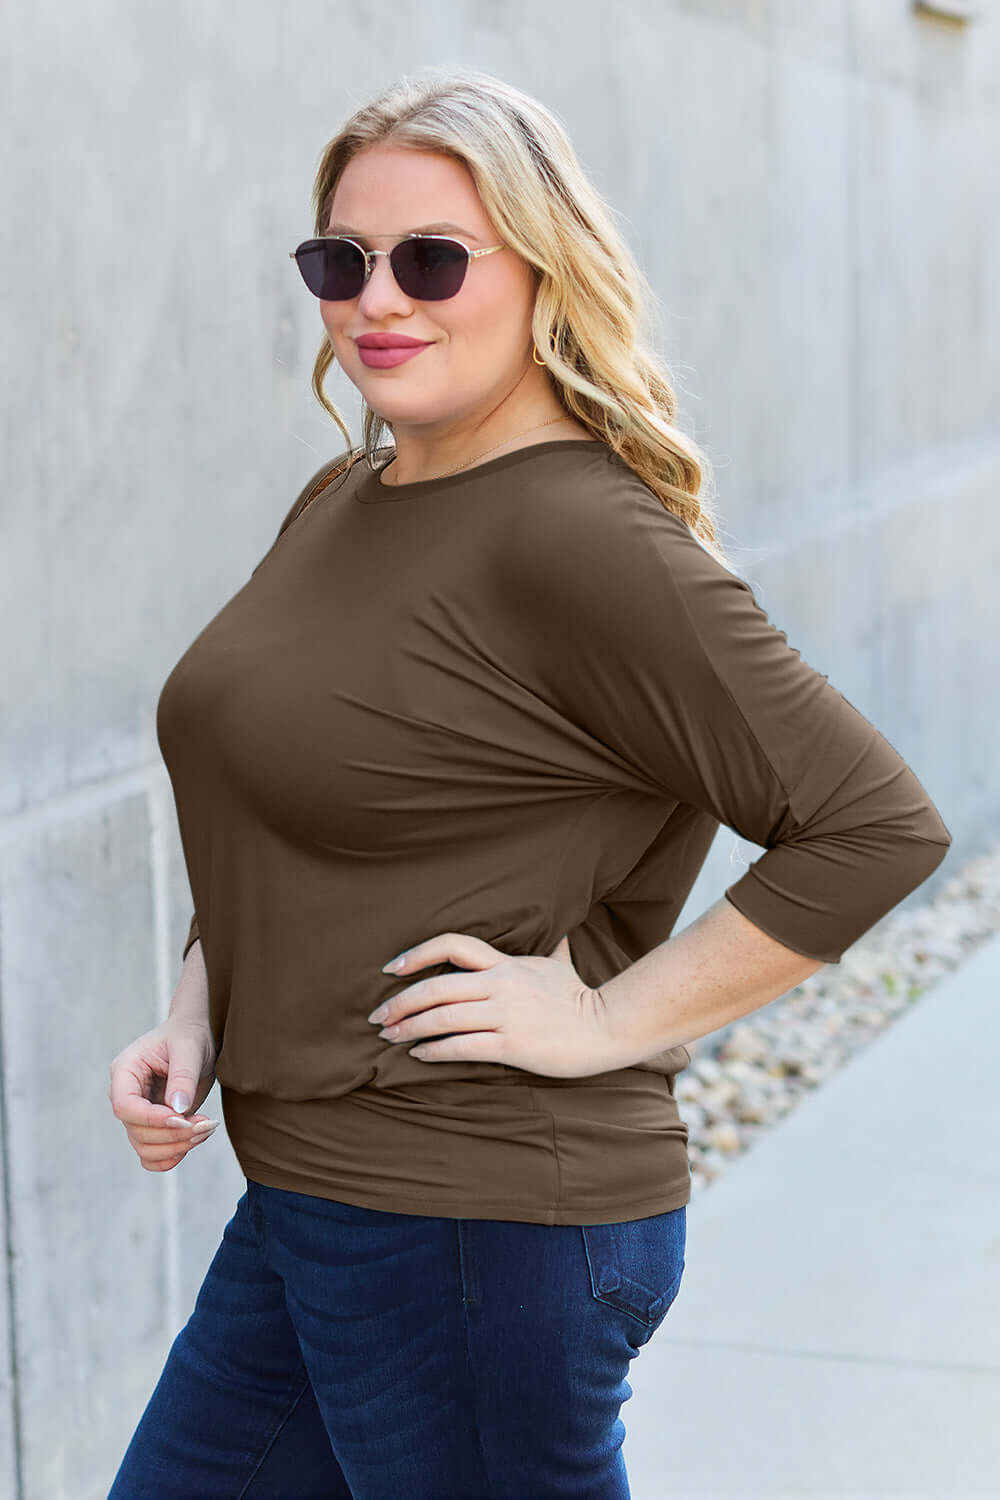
{"left": 321, "top": 145, "right": 540, "bottom": 436}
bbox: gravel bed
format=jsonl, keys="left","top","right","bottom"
{"left": 680, "top": 839, "right": 1000, "bottom": 1194}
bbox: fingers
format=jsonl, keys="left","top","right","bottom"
{"left": 380, "top": 932, "right": 500, "bottom": 976}
{"left": 114, "top": 1092, "right": 205, "bottom": 1132}
{"left": 130, "top": 1114, "right": 219, "bottom": 1145}
{"left": 109, "top": 1024, "right": 221, "bottom": 1173}
{"left": 109, "top": 1046, "right": 212, "bottom": 1133}
{"left": 127, "top": 1116, "right": 220, "bottom": 1171}
{"left": 108, "top": 1051, "right": 176, "bottom": 1131}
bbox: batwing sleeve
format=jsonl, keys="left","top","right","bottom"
{"left": 521, "top": 479, "right": 952, "bottom": 966}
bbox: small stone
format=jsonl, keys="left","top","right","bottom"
{"left": 675, "top": 1075, "right": 704, "bottom": 1104}
{"left": 718, "top": 1024, "right": 769, "bottom": 1065}
{"left": 701, "top": 1079, "right": 740, "bottom": 1113}
{"left": 678, "top": 1101, "right": 707, "bottom": 1134}
{"left": 704, "top": 1121, "right": 742, "bottom": 1154}
{"left": 734, "top": 1089, "right": 771, "bottom": 1124}
{"left": 719, "top": 1059, "right": 757, "bottom": 1084}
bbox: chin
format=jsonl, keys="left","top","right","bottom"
{"left": 363, "top": 395, "right": 446, "bottom": 427}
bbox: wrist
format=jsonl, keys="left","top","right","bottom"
{"left": 167, "top": 1004, "right": 212, "bottom": 1030}
{"left": 588, "top": 983, "right": 665, "bottom": 1072}
{"left": 168, "top": 979, "right": 211, "bottom": 1030}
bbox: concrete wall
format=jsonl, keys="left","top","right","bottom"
{"left": 1, "top": 2, "right": 995, "bottom": 1494}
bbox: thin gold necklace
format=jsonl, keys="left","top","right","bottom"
{"left": 381, "top": 415, "right": 574, "bottom": 485}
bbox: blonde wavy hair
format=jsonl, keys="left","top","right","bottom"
{"left": 303, "top": 66, "right": 729, "bottom": 565}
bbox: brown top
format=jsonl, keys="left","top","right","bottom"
{"left": 157, "top": 440, "right": 951, "bottom": 1224}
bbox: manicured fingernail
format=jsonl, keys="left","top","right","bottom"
{"left": 368, "top": 1005, "right": 389, "bottom": 1023}
{"left": 170, "top": 1091, "right": 192, "bottom": 1113}
{"left": 191, "top": 1120, "right": 219, "bottom": 1136}
{"left": 381, "top": 952, "right": 407, "bottom": 973}
{"left": 165, "top": 1116, "right": 198, "bottom": 1128}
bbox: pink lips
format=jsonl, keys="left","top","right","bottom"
{"left": 355, "top": 334, "right": 434, "bottom": 370}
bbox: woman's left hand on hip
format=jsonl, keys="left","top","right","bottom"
{"left": 366, "top": 932, "right": 638, "bottom": 1079}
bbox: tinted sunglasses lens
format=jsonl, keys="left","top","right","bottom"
{"left": 294, "top": 240, "right": 365, "bottom": 299}
{"left": 391, "top": 237, "right": 469, "bottom": 300}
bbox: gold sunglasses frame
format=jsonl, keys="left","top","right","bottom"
{"left": 288, "top": 233, "right": 506, "bottom": 298}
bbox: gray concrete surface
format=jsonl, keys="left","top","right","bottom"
{"left": 624, "top": 929, "right": 1000, "bottom": 1500}
{"left": 1, "top": 1, "right": 997, "bottom": 1495}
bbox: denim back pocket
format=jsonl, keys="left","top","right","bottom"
{"left": 580, "top": 1206, "right": 686, "bottom": 1337}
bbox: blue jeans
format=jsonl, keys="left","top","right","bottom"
{"left": 108, "top": 1178, "right": 686, "bottom": 1499}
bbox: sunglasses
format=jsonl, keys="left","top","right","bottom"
{"left": 288, "top": 233, "right": 506, "bottom": 302}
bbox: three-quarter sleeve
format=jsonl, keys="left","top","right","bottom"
{"left": 516, "top": 475, "right": 952, "bottom": 965}
{"left": 182, "top": 912, "right": 200, "bottom": 962}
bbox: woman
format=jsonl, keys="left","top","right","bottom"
{"left": 107, "top": 67, "right": 951, "bottom": 1499}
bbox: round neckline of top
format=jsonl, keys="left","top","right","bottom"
{"left": 352, "top": 438, "right": 610, "bottom": 503}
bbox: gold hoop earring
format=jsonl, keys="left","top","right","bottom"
{"left": 532, "top": 343, "right": 546, "bottom": 366}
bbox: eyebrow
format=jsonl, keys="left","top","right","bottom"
{"left": 325, "top": 221, "right": 480, "bottom": 242}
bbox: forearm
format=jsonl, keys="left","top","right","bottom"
{"left": 598, "top": 894, "right": 824, "bottom": 1060}
{"left": 168, "top": 937, "right": 212, "bottom": 1028}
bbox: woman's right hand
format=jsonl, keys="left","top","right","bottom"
{"left": 108, "top": 1016, "right": 219, "bottom": 1172}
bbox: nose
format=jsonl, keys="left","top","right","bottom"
{"left": 356, "top": 249, "right": 413, "bottom": 320}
